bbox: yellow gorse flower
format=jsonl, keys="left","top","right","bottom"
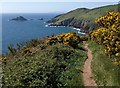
{"left": 46, "top": 32, "right": 86, "bottom": 48}
{"left": 90, "top": 11, "right": 120, "bottom": 63}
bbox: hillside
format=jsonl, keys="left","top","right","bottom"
{"left": 47, "top": 4, "right": 119, "bottom": 33}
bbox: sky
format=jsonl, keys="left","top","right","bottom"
{"left": 0, "top": 0, "right": 120, "bottom": 2}
{"left": 1, "top": 2, "right": 119, "bottom": 13}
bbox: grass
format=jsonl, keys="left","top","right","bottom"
{"left": 60, "top": 4, "right": 118, "bottom": 20}
{"left": 87, "top": 40, "right": 120, "bottom": 86}
{"left": 59, "top": 47, "right": 87, "bottom": 87}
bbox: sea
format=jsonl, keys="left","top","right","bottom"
{"left": 2, "top": 13, "right": 85, "bottom": 54}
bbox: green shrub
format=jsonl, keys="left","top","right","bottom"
{"left": 3, "top": 44, "right": 87, "bottom": 87}
{"left": 7, "top": 44, "right": 17, "bottom": 56}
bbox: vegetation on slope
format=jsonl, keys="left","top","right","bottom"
{"left": 88, "top": 11, "right": 120, "bottom": 86}
{"left": 90, "top": 12, "right": 120, "bottom": 62}
{"left": 88, "top": 41, "right": 120, "bottom": 86}
{"left": 2, "top": 32, "right": 87, "bottom": 87}
{"left": 47, "top": 4, "right": 119, "bottom": 32}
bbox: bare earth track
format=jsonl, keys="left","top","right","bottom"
{"left": 83, "top": 44, "right": 98, "bottom": 87}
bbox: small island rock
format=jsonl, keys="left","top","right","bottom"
{"left": 10, "top": 16, "right": 27, "bottom": 21}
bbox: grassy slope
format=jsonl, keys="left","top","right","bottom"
{"left": 55, "top": 4, "right": 118, "bottom": 20}
{"left": 50, "top": 4, "right": 119, "bottom": 26}
{"left": 3, "top": 43, "right": 87, "bottom": 87}
{"left": 88, "top": 40, "right": 120, "bottom": 86}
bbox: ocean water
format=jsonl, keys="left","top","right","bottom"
{"left": 2, "top": 13, "right": 84, "bottom": 54}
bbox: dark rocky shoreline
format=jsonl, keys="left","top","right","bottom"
{"left": 47, "top": 18, "right": 98, "bottom": 33}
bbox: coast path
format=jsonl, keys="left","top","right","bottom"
{"left": 83, "top": 44, "right": 98, "bottom": 87}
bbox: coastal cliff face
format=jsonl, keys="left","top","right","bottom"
{"left": 48, "top": 18, "right": 97, "bottom": 33}
{"left": 47, "top": 5, "right": 119, "bottom": 33}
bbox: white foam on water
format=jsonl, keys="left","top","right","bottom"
{"left": 76, "top": 28, "right": 81, "bottom": 31}
{"left": 73, "top": 27, "right": 81, "bottom": 31}
{"left": 73, "top": 28, "right": 77, "bottom": 29}
{"left": 46, "top": 25, "right": 67, "bottom": 28}
{"left": 45, "top": 25, "right": 48, "bottom": 27}
{"left": 78, "top": 31, "right": 86, "bottom": 34}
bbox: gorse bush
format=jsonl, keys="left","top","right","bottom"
{"left": 57, "top": 32, "right": 80, "bottom": 48}
{"left": 5, "top": 38, "right": 50, "bottom": 59}
{"left": 79, "top": 36, "right": 88, "bottom": 41}
{"left": 95, "top": 12, "right": 120, "bottom": 28}
{"left": 21, "top": 47, "right": 32, "bottom": 56}
{"left": 90, "top": 12, "right": 120, "bottom": 63}
{"left": 46, "top": 32, "right": 81, "bottom": 48}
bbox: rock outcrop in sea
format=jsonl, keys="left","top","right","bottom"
{"left": 9, "top": 16, "right": 27, "bottom": 21}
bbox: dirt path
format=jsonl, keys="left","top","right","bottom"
{"left": 83, "top": 44, "right": 97, "bottom": 87}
